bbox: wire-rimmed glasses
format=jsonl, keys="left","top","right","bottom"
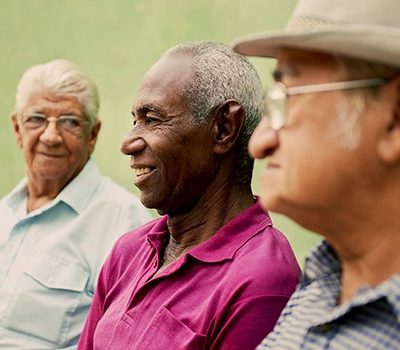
{"left": 264, "top": 78, "right": 387, "bottom": 131}
{"left": 20, "top": 114, "right": 90, "bottom": 135}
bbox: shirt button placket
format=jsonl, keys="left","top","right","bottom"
{"left": 318, "top": 323, "right": 332, "bottom": 333}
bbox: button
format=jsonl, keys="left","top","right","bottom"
{"left": 317, "top": 324, "right": 332, "bottom": 333}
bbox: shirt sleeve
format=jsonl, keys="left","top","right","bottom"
{"left": 210, "top": 294, "right": 291, "bottom": 350}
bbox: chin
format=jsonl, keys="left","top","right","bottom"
{"left": 258, "top": 191, "right": 289, "bottom": 215}
{"left": 259, "top": 196, "right": 277, "bottom": 213}
{"left": 139, "top": 193, "right": 165, "bottom": 211}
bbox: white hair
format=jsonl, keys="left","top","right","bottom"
{"left": 328, "top": 56, "right": 399, "bottom": 149}
{"left": 163, "top": 41, "right": 263, "bottom": 186}
{"left": 15, "top": 59, "right": 99, "bottom": 125}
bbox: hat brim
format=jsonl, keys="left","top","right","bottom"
{"left": 232, "top": 28, "right": 400, "bottom": 68}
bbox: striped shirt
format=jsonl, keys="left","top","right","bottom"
{"left": 257, "top": 241, "right": 400, "bottom": 350}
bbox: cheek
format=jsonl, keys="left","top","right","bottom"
{"left": 21, "top": 135, "right": 38, "bottom": 157}
{"left": 278, "top": 128, "right": 333, "bottom": 205}
{"left": 68, "top": 135, "right": 91, "bottom": 153}
{"left": 286, "top": 138, "right": 355, "bottom": 210}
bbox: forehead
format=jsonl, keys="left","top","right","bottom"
{"left": 275, "top": 49, "right": 339, "bottom": 80}
{"left": 22, "top": 89, "right": 85, "bottom": 115}
{"left": 134, "top": 54, "right": 194, "bottom": 111}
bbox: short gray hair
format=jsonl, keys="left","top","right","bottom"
{"left": 164, "top": 41, "right": 263, "bottom": 186}
{"left": 330, "top": 56, "right": 399, "bottom": 149}
{"left": 15, "top": 59, "right": 99, "bottom": 125}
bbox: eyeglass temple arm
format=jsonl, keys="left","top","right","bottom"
{"left": 286, "top": 78, "right": 387, "bottom": 96}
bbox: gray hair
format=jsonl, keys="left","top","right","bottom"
{"left": 330, "top": 56, "right": 399, "bottom": 149}
{"left": 15, "top": 59, "right": 99, "bottom": 125}
{"left": 163, "top": 41, "right": 263, "bottom": 186}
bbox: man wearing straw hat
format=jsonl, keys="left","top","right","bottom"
{"left": 233, "top": 0, "right": 400, "bottom": 348}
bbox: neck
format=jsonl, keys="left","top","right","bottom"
{"left": 163, "top": 182, "right": 254, "bottom": 265}
{"left": 26, "top": 176, "right": 70, "bottom": 213}
{"left": 288, "top": 182, "right": 400, "bottom": 304}
{"left": 330, "top": 222, "right": 400, "bottom": 304}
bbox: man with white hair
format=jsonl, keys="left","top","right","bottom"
{"left": 0, "top": 59, "right": 151, "bottom": 349}
{"left": 233, "top": 0, "right": 400, "bottom": 348}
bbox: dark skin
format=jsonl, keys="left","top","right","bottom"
{"left": 120, "top": 53, "right": 255, "bottom": 272}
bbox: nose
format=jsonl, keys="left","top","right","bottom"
{"left": 120, "top": 130, "right": 146, "bottom": 155}
{"left": 39, "top": 119, "right": 63, "bottom": 145}
{"left": 248, "top": 117, "right": 280, "bottom": 159}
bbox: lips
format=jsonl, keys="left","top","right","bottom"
{"left": 38, "top": 152, "right": 65, "bottom": 158}
{"left": 267, "top": 159, "right": 280, "bottom": 169}
{"left": 131, "top": 164, "right": 157, "bottom": 187}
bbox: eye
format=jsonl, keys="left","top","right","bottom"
{"left": 145, "top": 117, "right": 157, "bottom": 124}
{"left": 25, "top": 115, "right": 46, "bottom": 125}
{"left": 58, "top": 117, "right": 82, "bottom": 129}
{"left": 145, "top": 112, "right": 161, "bottom": 124}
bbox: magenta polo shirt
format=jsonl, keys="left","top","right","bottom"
{"left": 78, "top": 201, "right": 300, "bottom": 350}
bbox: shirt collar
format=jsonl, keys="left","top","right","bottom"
{"left": 304, "top": 240, "right": 400, "bottom": 323}
{"left": 145, "top": 200, "right": 272, "bottom": 264}
{"left": 303, "top": 240, "right": 341, "bottom": 283}
{"left": 7, "top": 178, "right": 29, "bottom": 213}
{"left": 188, "top": 200, "right": 272, "bottom": 263}
{"left": 56, "top": 158, "right": 102, "bottom": 214}
{"left": 386, "top": 274, "right": 400, "bottom": 322}
{"left": 7, "top": 158, "right": 102, "bottom": 215}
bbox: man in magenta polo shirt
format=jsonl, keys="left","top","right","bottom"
{"left": 78, "top": 41, "right": 300, "bottom": 350}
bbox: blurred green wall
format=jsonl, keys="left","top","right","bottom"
{"left": 0, "top": 0, "right": 320, "bottom": 265}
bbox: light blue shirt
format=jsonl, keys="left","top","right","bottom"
{"left": 0, "top": 159, "right": 152, "bottom": 349}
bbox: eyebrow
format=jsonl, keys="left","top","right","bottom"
{"left": 272, "top": 66, "right": 297, "bottom": 82}
{"left": 134, "top": 104, "right": 164, "bottom": 116}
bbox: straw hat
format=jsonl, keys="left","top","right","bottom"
{"left": 233, "top": 0, "right": 400, "bottom": 67}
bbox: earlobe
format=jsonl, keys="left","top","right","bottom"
{"left": 213, "top": 100, "right": 244, "bottom": 155}
{"left": 89, "top": 119, "right": 101, "bottom": 153}
{"left": 378, "top": 109, "right": 400, "bottom": 164}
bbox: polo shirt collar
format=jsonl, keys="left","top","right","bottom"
{"left": 145, "top": 200, "right": 272, "bottom": 263}
{"left": 187, "top": 200, "right": 272, "bottom": 263}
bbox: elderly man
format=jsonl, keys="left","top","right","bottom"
{"left": 78, "top": 42, "right": 300, "bottom": 350}
{"left": 0, "top": 59, "right": 151, "bottom": 349}
{"left": 233, "top": 0, "right": 400, "bottom": 349}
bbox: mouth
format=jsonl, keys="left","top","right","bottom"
{"left": 38, "top": 152, "right": 65, "bottom": 158}
{"left": 267, "top": 159, "right": 280, "bottom": 169}
{"left": 131, "top": 165, "right": 157, "bottom": 187}
{"left": 134, "top": 167, "right": 153, "bottom": 177}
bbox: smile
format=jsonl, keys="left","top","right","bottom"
{"left": 38, "top": 152, "right": 65, "bottom": 158}
{"left": 134, "top": 167, "right": 152, "bottom": 177}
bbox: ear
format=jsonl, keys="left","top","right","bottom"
{"left": 88, "top": 119, "right": 101, "bottom": 154}
{"left": 11, "top": 112, "right": 23, "bottom": 148}
{"left": 377, "top": 77, "right": 400, "bottom": 164}
{"left": 212, "top": 100, "right": 244, "bottom": 155}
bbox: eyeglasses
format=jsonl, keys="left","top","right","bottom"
{"left": 20, "top": 114, "right": 90, "bottom": 135}
{"left": 264, "top": 78, "right": 387, "bottom": 131}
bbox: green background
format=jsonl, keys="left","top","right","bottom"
{"left": 0, "top": 0, "right": 320, "bottom": 265}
